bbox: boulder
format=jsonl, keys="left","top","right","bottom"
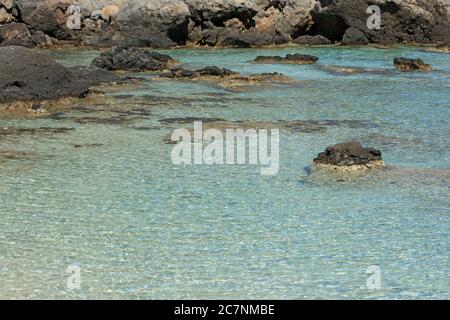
{"left": 341, "top": 27, "right": 368, "bottom": 45}
{"left": 0, "top": 46, "right": 123, "bottom": 105}
{"left": 293, "top": 34, "right": 332, "bottom": 45}
{"left": 185, "top": 0, "right": 316, "bottom": 46}
{"left": 0, "top": 7, "right": 13, "bottom": 23}
{"left": 253, "top": 53, "right": 319, "bottom": 64}
{"left": 16, "top": 0, "right": 62, "bottom": 36}
{"left": 393, "top": 57, "right": 433, "bottom": 71}
{"left": 91, "top": 46, "right": 178, "bottom": 71}
{"left": 0, "top": 23, "right": 34, "bottom": 47}
{"left": 31, "top": 30, "right": 53, "bottom": 46}
{"left": 311, "top": 0, "right": 450, "bottom": 44}
{"left": 0, "top": 0, "right": 15, "bottom": 10}
{"left": 313, "top": 141, "right": 384, "bottom": 170}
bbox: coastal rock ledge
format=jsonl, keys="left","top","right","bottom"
{"left": 313, "top": 141, "right": 384, "bottom": 171}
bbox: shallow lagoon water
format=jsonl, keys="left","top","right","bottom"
{"left": 0, "top": 46, "right": 449, "bottom": 299}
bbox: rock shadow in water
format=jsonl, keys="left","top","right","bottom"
{"left": 161, "top": 119, "right": 378, "bottom": 143}
{"left": 318, "top": 65, "right": 396, "bottom": 76}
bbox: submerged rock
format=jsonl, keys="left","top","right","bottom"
{"left": 313, "top": 141, "right": 384, "bottom": 170}
{"left": 393, "top": 57, "right": 432, "bottom": 71}
{"left": 320, "top": 65, "right": 394, "bottom": 76}
{"left": 252, "top": 54, "right": 319, "bottom": 64}
{"left": 0, "top": 126, "right": 75, "bottom": 137}
{"left": 91, "top": 46, "right": 178, "bottom": 72}
{"left": 162, "top": 119, "right": 377, "bottom": 144}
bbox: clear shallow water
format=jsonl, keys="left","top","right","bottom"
{"left": 0, "top": 46, "right": 449, "bottom": 299}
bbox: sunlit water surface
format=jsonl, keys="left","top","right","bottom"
{"left": 0, "top": 46, "right": 449, "bottom": 299}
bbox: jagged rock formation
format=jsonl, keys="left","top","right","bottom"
{"left": 310, "top": 0, "right": 449, "bottom": 44}
{"left": 0, "top": 0, "right": 448, "bottom": 47}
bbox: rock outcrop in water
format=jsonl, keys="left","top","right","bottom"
{"left": 393, "top": 57, "right": 433, "bottom": 71}
{"left": 0, "top": 1, "right": 447, "bottom": 48}
{"left": 158, "top": 66, "right": 295, "bottom": 91}
{"left": 92, "top": 46, "right": 178, "bottom": 71}
{"left": 0, "top": 46, "right": 124, "bottom": 111}
{"left": 313, "top": 141, "right": 384, "bottom": 170}
{"left": 252, "top": 54, "right": 319, "bottom": 64}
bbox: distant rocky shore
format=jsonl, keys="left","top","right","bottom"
{"left": 0, "top": 0, "right": 449, "bottom": 49}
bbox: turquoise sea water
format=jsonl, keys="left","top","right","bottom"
{"left": 0, "top": 46, "right": 449, "bottom": 299}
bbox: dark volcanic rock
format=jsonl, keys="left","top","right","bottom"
{"left": 195, "top": 66, "right": 238, "bottom": 76}
{"left": 393, "top": 57, "right": 433, "bottom": 71}
{"left": 162, "top": 66, "right": 238, "bottom": 78}
{"left": 0, "top": 46, "right": 123, "bottom": 104}
{"left": 341, "top": 27, "right": 368, "bottom": 45}
{"left": 293, "top": 35, "right": 332, "bottom": 45}
{"left": 313, "top": 141, "right": 383, "bottom": 168}
{"left": 3, "top": 1, "right": 448, "bottom": 47}
{"left": 311, "top": 0, "right": 450, "bottom": 44}
{"left": 0, "top": 23, "right": 35, "bottom": 47}
{"left": 158, "top": 66, "right": 294, "bottom": 92}
{"left": 17, "top": 0, "right": 62, "bottom": 36}
{"left": 31, "top": 30, "right": 53, "bottom": 47}
{"left": 253, "top": 54, "right": 319, "bottom": 64}
{"left": 91, "top": 46, "right": 178, "bottom": 71}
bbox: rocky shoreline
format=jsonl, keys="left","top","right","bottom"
{"left": 0, "top": 42, "right": 439, "bottom": 114}
{"left": 0, "top": 1, "right": 448, "bottom": 49}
